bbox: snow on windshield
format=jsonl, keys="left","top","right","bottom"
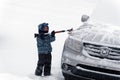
{"left": 72, "top": 24, "right": 120, "bottom": 46}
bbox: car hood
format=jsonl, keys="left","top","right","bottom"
{"left": 70, "top": 24, "right": 120, "bottom": 47}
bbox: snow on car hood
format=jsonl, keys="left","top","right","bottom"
{"left": 70, "top": 23, "right": 120, "bottom": 47}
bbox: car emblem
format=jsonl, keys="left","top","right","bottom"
{"left": 100, "top": 47, "right": 110, "bottom": 58}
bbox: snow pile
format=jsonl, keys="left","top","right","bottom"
{"left": 29, "top": 75, "right": 59, "bottom": 80}
{"left": 72, "top": 23, "right": 120, "bottom": 48}
{"left": 0, "top": 73, "right": 60, "bottom": 80}
{"left": 0, "top": 73, "right": 32, "bottom": 80}
{"left": 0, "top": 68, "right": 64, "bottom": 80}
{"left": 28, "top": 67, "right": 64, "bottom": 80}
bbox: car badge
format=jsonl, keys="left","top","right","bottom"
{"left": 100, "top": 47, "right": 110, "bottom": 58}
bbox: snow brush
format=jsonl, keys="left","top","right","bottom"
{"left": 54, "top": 28, "right": 73, "bottom": 33}
{"left": 34, "top": 28, "right": 73, "bottom": 38}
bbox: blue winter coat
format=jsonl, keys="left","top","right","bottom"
{"left": 36, "top": 34, "right": 55, "bottom": 54}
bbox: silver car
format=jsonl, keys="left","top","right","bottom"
{"left": 61, "top": 17, "right": 120, "bottom": 80}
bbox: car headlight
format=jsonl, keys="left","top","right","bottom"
{"left": 66, "top": 36, "right": 83, "bottom": 53}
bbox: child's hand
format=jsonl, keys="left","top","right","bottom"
{"left": 51, "top": 31, "right": 55, "bottom": 37}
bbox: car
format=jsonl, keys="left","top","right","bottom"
{"left": 61, "top": 15, "right": 120, "bottom": 80}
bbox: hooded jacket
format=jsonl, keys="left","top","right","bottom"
{"left": 36, "top": 23, "right": 55, "bottom": 54}
{"left": 36, "top": 34, "right": 55, "bottom": 54}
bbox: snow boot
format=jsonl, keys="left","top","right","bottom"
{"left": 44, "top": 65, "right": 51, "bottom": 76}
{"left": 44, "top": 54, "right": 51, "bottom": 76}
{"left": 35, "top": 66, "right": 43, "bottom": 76}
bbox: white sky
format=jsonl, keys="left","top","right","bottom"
{"left": 91, "top": 0, "right": 120, "bottom": 26}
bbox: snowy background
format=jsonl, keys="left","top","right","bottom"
{"left": 0, "top": 0, "right": 120, "bottom": 80}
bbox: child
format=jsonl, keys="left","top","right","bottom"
{"left": 35, "top": 23, "right": 55, "bottom": 76}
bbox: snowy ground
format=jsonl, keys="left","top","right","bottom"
{"left": 0, "top": 0, "right": 98, "bottom": 80}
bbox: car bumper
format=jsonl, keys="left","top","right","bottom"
{"left": 62, "top": 63, "right": 120, "bottom": 80}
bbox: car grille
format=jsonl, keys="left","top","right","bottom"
{"left": 83, "top": 42, "right": 120, "bottom": 60}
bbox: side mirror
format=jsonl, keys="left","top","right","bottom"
{"left": 81, "top": 15, "right": 90, "bottom": 22}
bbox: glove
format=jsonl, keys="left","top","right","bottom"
{"left": 34, "top": 33, "right": 39, "bottom": 38}
{"left": 51, "top": 30, "right": 55, "bottom": 37}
